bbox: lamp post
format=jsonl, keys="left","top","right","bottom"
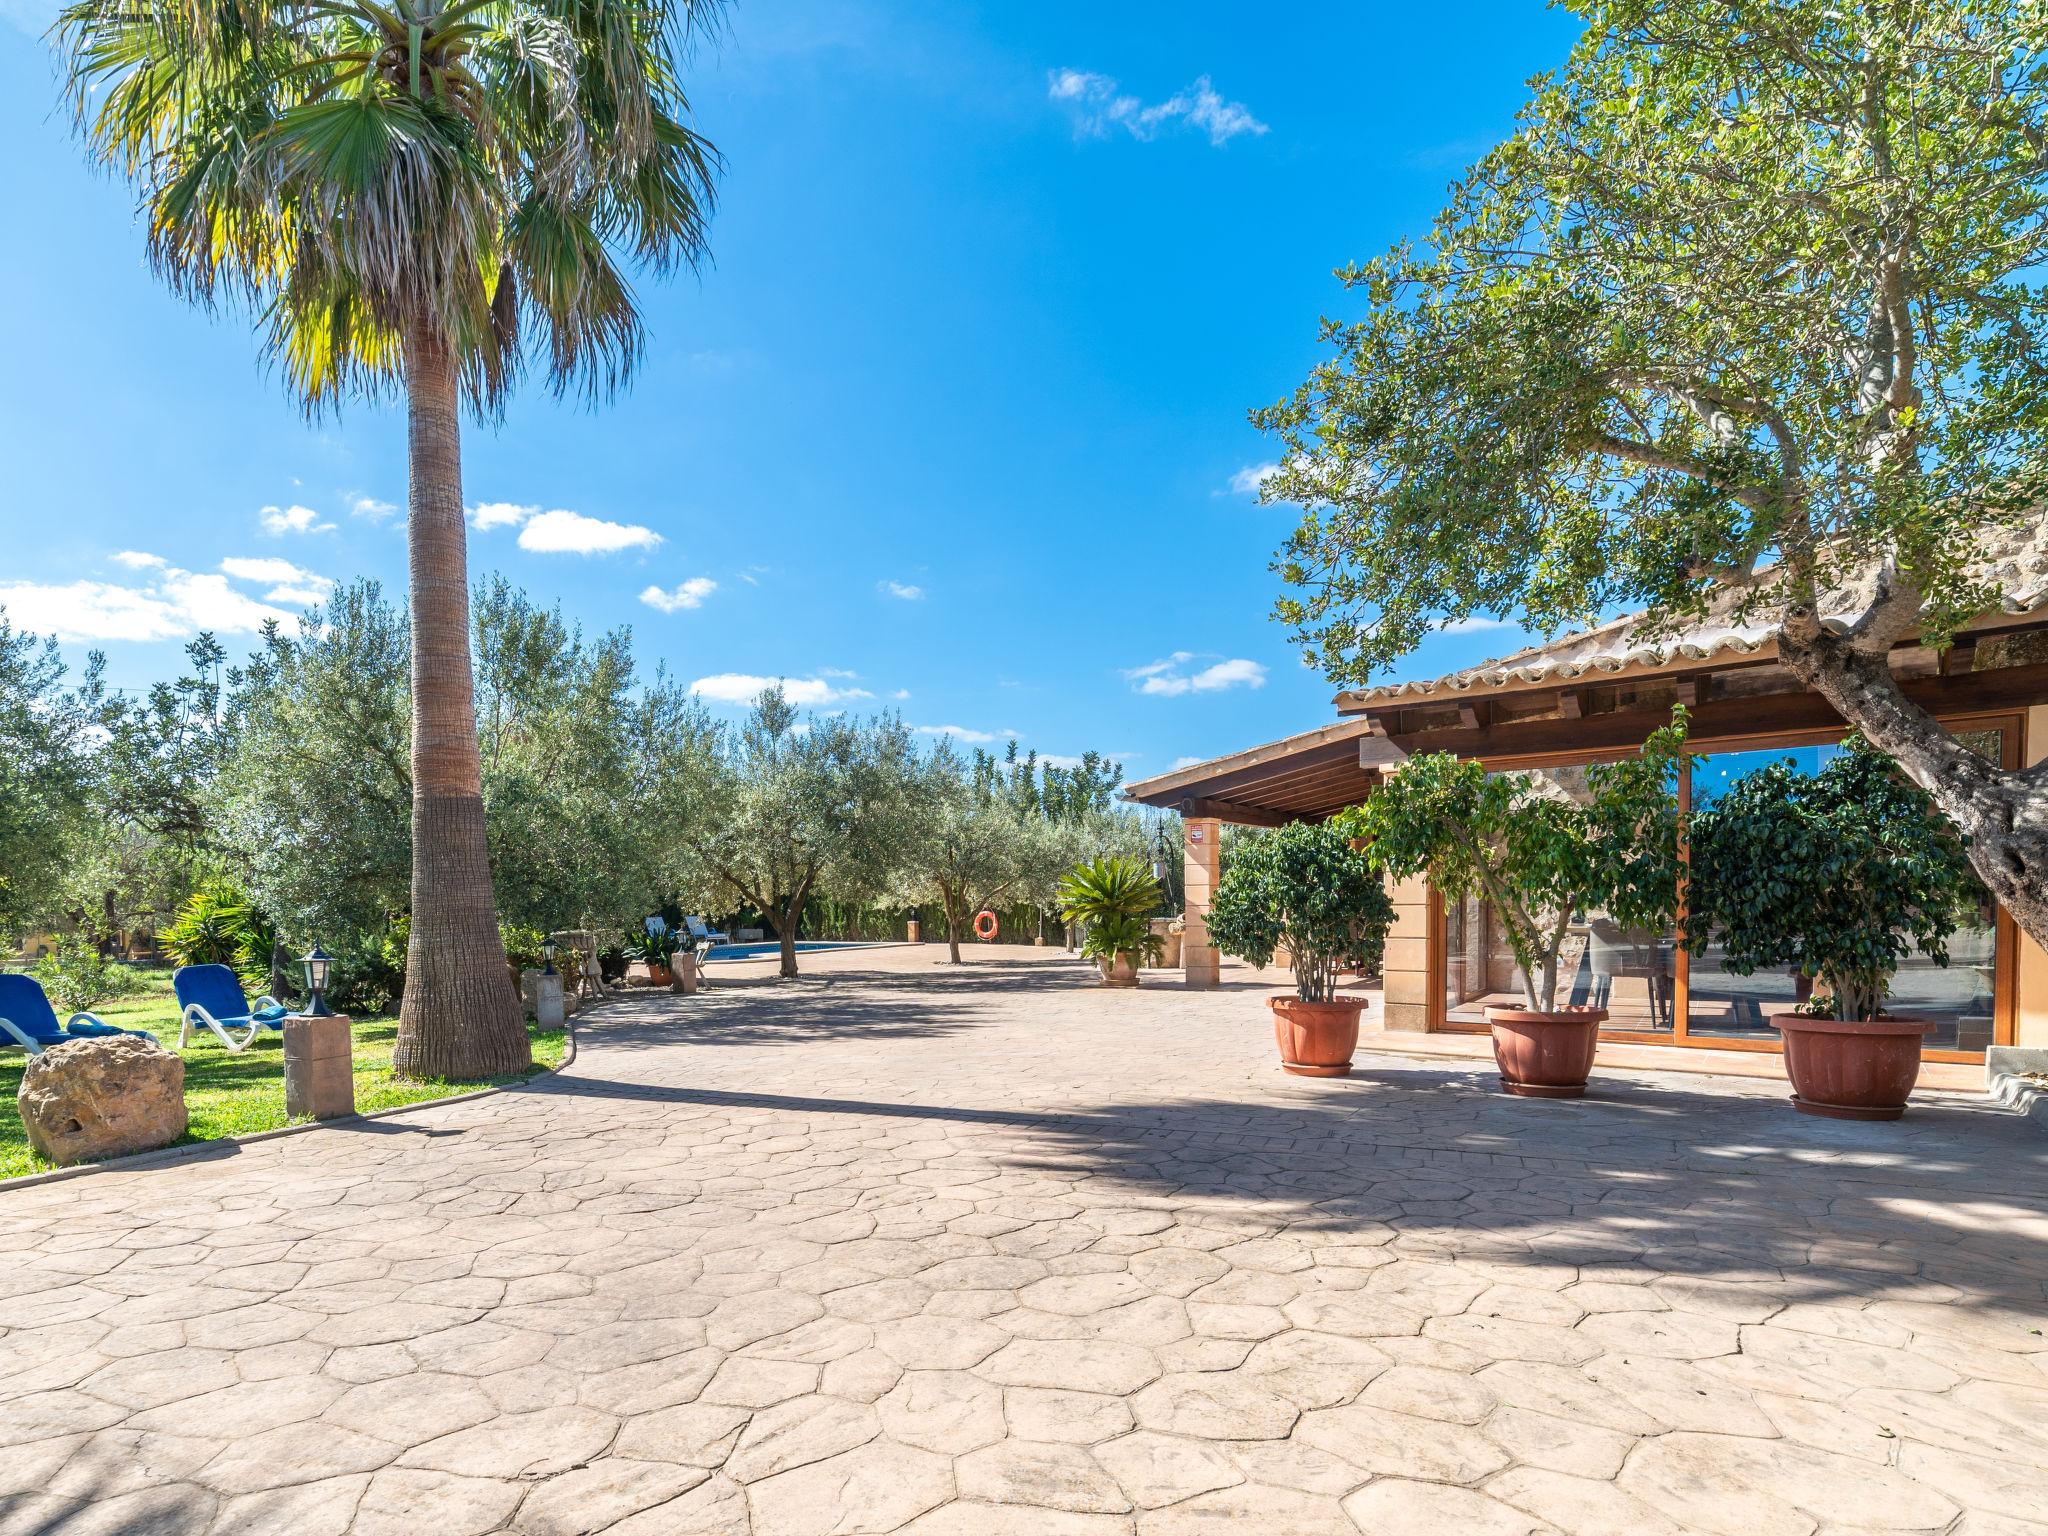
{"left": 541, "top": 935, "right": 559, "bottom": 977}
{"left": 300, "top": 944, "right": 334, "bottom": 1017}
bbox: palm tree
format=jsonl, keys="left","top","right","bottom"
{"left": 58, "top": 0, "right": 722, "bottom": 1077}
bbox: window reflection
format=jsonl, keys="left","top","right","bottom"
{"left": 1685, "top": 734, "right": 2000, "bottom": 1051}
{"left": 1443, "top": 760, "right": 1678, "bottom": 1034}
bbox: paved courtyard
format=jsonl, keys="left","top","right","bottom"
{"left": 3, "top": 944, "right": 2047, "bottom": 1535}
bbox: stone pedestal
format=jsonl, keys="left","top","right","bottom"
{"left": 533, "top": 973, "right": 565, "bottom": 1027}
{"left": 906, "top": 920, "right": 921, "bottom": 944}
{"left": 283, "top": 1014, "right": 354, "bottom": 1121}
{"left": 671, "top": 955, "right": 700, "bottom": 995}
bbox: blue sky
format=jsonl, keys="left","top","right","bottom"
{"left": 0, "top": 0, "right": 1577, "bottom": 778}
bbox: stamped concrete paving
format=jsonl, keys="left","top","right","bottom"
{"left": 4, "top": 944, "right": 2047, "bottom": 1535}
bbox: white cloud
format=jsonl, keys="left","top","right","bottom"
{"left": 0, "top": 580, "right": 193, "bottom": 643}
{"left": 890, "top": 688, "right": 912, "bottom": 701}
{"left": 1440, "top": 615, "right": 1513, "bottom": 634}
{"left": 470, "top": 501, "right": 536, "bottom": 530}
{"left": 641, "top": 578, "right": 718, "bottom": 613}
{"left": 220, "top": 556, "right": 336, "bottom": 607}
{"left": 1048, "top": 69, "right": 1268, "bottom": 146}
{"left": 1172, "top": 755, "right": 1205, "bottom": 770}
{"left": 0, "top": 565, "right": 302, "bottom": 644}
{"left": 350, "top": 496, "right": 399, "bottom": 522}
{"left": 878, "top": 579, "right": 925, "bottom": 601}
{"left": 1039, "top": 753, "right": 1086, "bottom": 771}
{"left": 517, "top": 509, "right": 663, "bottom": 555}
{"left": 1228, "top": 462, "right": 1279, "bottom": 496}
{"left": 912, "top": 724, "right": 1018, "bottom": 744}
{"left": 469, "top": 501, "right": 663, "bottom": 555}
{"left": 111, "top": 550, "right": 167, "bottom": 570}
{"left": 220, "top": 557, "right": 330, "bottom": 590}
{"left": 689, "top": 673, "right": 874, "bottom": 707}
{"left": 1124, "top": 652, "right": 1268, "bottom": 696}
{"left": 260, "top": 503, "right": 335, "bottom": 536}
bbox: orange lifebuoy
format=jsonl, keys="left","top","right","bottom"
{"left": 973, "top": 910, "right": 999, "bottom": 941}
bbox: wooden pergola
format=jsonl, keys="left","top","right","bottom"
{"left": 1125, "top": 526, "right": 2048, "bottom": 1056}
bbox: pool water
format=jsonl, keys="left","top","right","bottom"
{"left": 702, "top": 940, "right": 898, "bottom": 962}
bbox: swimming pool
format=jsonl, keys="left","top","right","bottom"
{"left": 702, "top": 940, "right": 900, "bottom": 962}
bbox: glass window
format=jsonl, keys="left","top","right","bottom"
{"left": 1685, "top": 732, "right": 2001, "bottom": 1051}
{"left": 1443, "top": 760, "right": 1678, "bottom": 1034}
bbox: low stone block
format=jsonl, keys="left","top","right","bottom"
{"left": 18, "top": 1035, "right": 187, "bottom": 1165}
{"left": 284, "top": 1015, "right": 355, "bottom": 1120}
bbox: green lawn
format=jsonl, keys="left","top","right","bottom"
{"left": 1, "top": 974, "right": 566, "bottom": 1181}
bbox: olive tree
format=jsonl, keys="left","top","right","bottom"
{"left": 1344, "top": 716, "right": 1688, "bottom": 1012}
{"left": 0, "top": 613, "right": 98, "bottom": 940}
{"left": 902, "top": 743, "right": 1061, "bottom": 963}
{"left": 1260, "top": 0, "right": 2048, "bottom": 950}
{"left": 679, "top": 689, "right": 925, "bottom": 979}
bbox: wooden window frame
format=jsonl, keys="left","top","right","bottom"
{"left": 1426, "top": 708, "right": 2025, "bottom": 1061}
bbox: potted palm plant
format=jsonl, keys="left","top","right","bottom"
{"left": 623, "top": 926, "right": 681, "bottom": 988}
{"left": 1205, "top": 820, "right": 1395, "bottom": 1076}
{"left": 1345, "top": 714, "right": 1686, "bottom": 1098}
{"left": 1687, "top": 739, "right": 1979, "bottom": 1120}
{"left": 1057, "top": 856, "right": 1165, "bottom": 987}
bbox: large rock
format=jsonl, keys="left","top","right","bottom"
{"left": 18, "top": 1035, "right": 187, "bottom": 1166}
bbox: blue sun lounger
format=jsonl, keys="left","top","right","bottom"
{"left": 684, "top": 916, "right": 727, "bottom": 963}
{"left": 0, "top": 972, "right": 153, "bottom": 1055}
{"left": 174, "top": 964, "right": 289, "bottom": 1053}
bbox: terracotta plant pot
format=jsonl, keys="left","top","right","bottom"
{"left": 647, "top": 964, "right": 674, "bottom": 988}
{"left": 1770, "top": 1014, "right": 1934, "bottom": 1120}
{"left": 1099, "top": 952, "right": 1139, "bottom": 988}
{"left": 1485, "top": 1005, "right": 1607, "bottom": 1098}
{"left": 1271, "top": 995, "right": 1365, "bottom": 1077}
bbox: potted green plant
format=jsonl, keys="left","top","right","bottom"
{"left": 1345, "top": 714, "right": 1687, "bottom": 1098}
{"left": 1205, "top": 819, "right": 1396, "bottom": 1076}
{"left": 1687, "top": 739, "right": 1979, "bottom": 1120}
{"left": 1057, "top": 856, "right": 1165, "bottom": 987}
{"left": 623, "top": 926, "right": 682, "bottom": 988}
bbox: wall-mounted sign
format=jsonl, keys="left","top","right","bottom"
{"left": 1188, "top": 826, "right": 1206, "bottom": 843}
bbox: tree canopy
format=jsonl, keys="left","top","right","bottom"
{"left": 1259, "top": 0, "right": 2048, "bottom": 945}
{"left": 0, "top": 618, "right": 99, "bottom": 938}
{"left": 1346, "top": 714, "right": 1689, "bottom": 1012}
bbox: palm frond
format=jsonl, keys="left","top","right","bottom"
{"left": 56, "top": 0, "right": 725, "bottom": 415}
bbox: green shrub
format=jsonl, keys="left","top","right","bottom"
{"left": 162, "top": 883, "right": 275, "bottom": 992}
{"left": 1206, "top": 820, "right": 1395, "bottom": 1003}
{"left": 500, "top": 924, "right": 550, "bottom": 972}
{"left": 31, "top": 938, "right": 154, "bottom": 1013}
{"left": 1077, "top": 911, "right": 1165, "bottom": 967}
{"left": 1687, "top": 739, "right": 1981, "bottom": 1022}
{"left": 622, "top": 926, "right": 680, "bottom": 967}
{"left": 326, "top": 921, "right": 407, "bottom": 1016}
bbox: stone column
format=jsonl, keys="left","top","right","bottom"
{"left": 1183, "top": 817, "right": 1222, "bottom": 989}
{"left": 1380, "top": 874, "right": 1434, "bottom": 1032}
{"left": 283, "top": 1014, "right": 355, "bottom": 1120}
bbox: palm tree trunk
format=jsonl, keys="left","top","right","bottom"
{"left": 392, "top": 318, "right": 529, "bottom": 1081}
